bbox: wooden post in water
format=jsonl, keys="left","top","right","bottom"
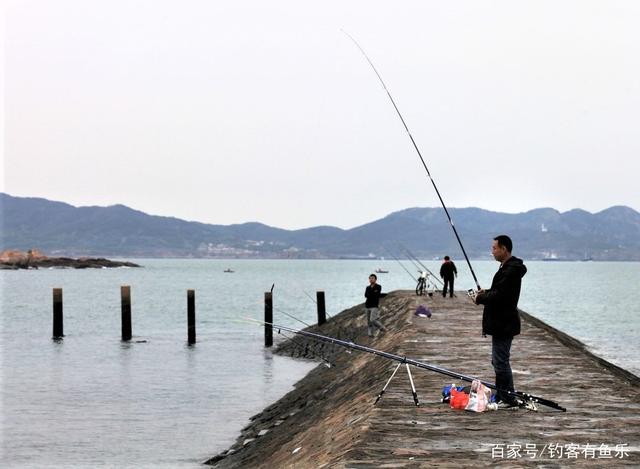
{"left": 264, "top": 292, "right": 273, "bottom": 347}
{"left": 316, "top": 290, "right": 327, "bottom": 326}
{"left": 187, "top": 289, "right": 196, "bottom": 344}
{"left": 52, "top": 288, "right": 64, "bottom": 339}
{"left": 121, "top": 286, "right": 132, "bottom": 341}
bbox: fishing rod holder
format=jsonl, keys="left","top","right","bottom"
{"left": 374, "top": 360, "right": 420, "bottom": 407}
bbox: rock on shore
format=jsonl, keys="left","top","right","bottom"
{"left": 0, "top": 249, "right": 141, "bottom": 269}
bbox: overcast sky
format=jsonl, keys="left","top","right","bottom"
{"left": 2, "top": 1, "right": 639, "bottom": 229}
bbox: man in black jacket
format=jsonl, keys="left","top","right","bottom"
{"left": 439, "top": 255, "right": 457, "bottom": 298}
{"left": 474, "top": 235, "right": 527, "bottom": 408}
{"left": 364, "top": 274, "right": 386, "bottom": 337}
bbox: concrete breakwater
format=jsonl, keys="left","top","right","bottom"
{"left": 207, "top": 291, "right": 640, "bottom": 467}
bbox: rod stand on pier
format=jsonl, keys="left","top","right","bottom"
{"left": 374, "top": 361, "right": 420, "bottom": 407}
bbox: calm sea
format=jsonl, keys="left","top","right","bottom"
{"left": 1, "top": 259, "right": 639, "bottom": 467}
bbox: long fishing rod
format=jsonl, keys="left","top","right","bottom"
{"left": 344, "top": 31, "right": 481, "bottom": 291}
{"left": 382, "top": 245, "right": 417, "bottom": 282}
{"left": 397, "top": 244, "right": 443, "bottom": 288}
{"left": 273, "top": 306, "right": 312, "bottom": 328}
{"left": 394, "top": 247, "right": 438, "bottom": 293}
{"left": 248, "top": 318, "right": 566, "bottom": 412}
{"left": 251, "top": 300, "right": 333, "bottom": 366}
{"left": 287, "top": 279, "right": 335, "bottom": 319}
{"left": 299, "top": 288, "right": 333, "bottom": 320}
{"left": 279, "top": 329, "right": 335, "bottom": 368}
{"left": 399, "top": 247, "right": 422, "bottom": 271}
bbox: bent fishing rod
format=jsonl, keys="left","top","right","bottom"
{"left": 248, "top": 318, "right": 566, "bottom": 412}
{"left": 343, "top": 31, "right": 481, "bottom": 291}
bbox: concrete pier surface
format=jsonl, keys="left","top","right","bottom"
{"left": 207, "top": 291, "right": 640, "bottom": 467}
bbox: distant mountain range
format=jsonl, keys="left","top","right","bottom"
{"left": 2, "top": 193, "right": 639, "bottom": 260}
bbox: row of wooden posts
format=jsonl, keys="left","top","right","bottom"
{"left": 51, "top": 287, "right": 327, "bottom": 346}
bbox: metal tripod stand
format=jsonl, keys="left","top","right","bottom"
{"left": 374, "top": 361, "right": 420, "bottom": 406}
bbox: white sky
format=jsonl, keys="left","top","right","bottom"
{"left": 2, "top": 0, "right": 639, "bottom": 229}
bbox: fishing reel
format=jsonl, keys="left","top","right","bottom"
{"left": 467, "top": 289, "right": 478, "bottom": 300}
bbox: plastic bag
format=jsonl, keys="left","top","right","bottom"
{"left": 449, "top": 387, "right": 469, "bottom": 409}
{"left": 465, "top": 379, "right": 491, "bottom": 412}
{"left": 415, "top": 304, "right": 432, "bottom": 318}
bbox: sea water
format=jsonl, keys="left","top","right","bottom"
{"left": 1, "top": 259, "right": 638, "bottom": 467}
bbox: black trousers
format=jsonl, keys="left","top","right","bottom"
{"left": 442, "top": 277, "right": 454, "bottom": 297}
{"left": 492, "top": 335, "right": 516, "bottom": 403}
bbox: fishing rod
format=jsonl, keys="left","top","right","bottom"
{"left": 398, "top": 245, "right": 451, "bottom": 295}
{"left": 343, "top": 31, "right": 481, "bottom": 291}
{"left": 382, "top": 245, "right": 417, "bottom": 282}
{"left": 247, "top": 318, "right": 566, "bottom": 412}
{"left": 399, "top": 247, "right": 422, "bottom": 271}
{"left": 252, "top": 303, "right": 333, "bottom": 366}
{"left": 299, "top": 287, "right": 333, "bottom": 320}
{"left": 387, "top": 244, "right": 435, "bottom": 295}
{"left": 287, "top": 278, "right": 335, "bottom": 319}
{"left": 259, "top": 285, "right": 334, "bottom": 364}
{"left": 273, "top": 306, "right": 312, "bottom": 328}
{"left": 398, "top": 245, "right": 444, "bottom": 290}
{"left": 398, "top": 244, "right": 443, "bottom": 287}
{"left": 278, "top": 329, "right": 335, "bottom": 368}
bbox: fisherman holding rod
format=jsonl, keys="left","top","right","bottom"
{"left": 342, "top": 33, "right": 561, "bottom": 409}
{"left": 473, "top": 235, "right": 527, "bottom": 409}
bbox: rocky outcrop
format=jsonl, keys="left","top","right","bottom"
{"left": 0, "top": 249, "right": 141, "bottom": 269}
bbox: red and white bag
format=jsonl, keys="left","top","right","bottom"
{"left": 465, "top": 379, "right": 491, "bottom": 412}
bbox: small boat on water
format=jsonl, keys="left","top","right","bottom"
{"left": 375, "top": 268, "right": 389, "bottom": 273}
{"left": 223, "top": 268, "right": 234, "bottom": 273}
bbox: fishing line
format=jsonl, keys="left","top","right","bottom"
{"left": 285, "top": 278, "right": 334, "bottom": 319}
{"left": 277, "top": 329, "right": 334, "bottom": 367}
{"left": 398, "top": 247, "right": 422, "bottom": 272}
{"left": 382, "top": 245, "right": 417, "bottom": 282}
{"left": 398, "top": 243, "right": 444, "bottom": 288}
{"left": 343, "top": 30, "right": 481, "bottom": 291}
{"left": 273, "top": 306, "right": 313, "bottom": 328}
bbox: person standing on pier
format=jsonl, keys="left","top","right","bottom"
{"left": 364, "top": 274, "right": 387, "bottom": 338}
{"left": 439, "top": 256, "right": 457, "bottom": 297}
{"left": 474, "top": 235, "right": 527, "bottom": 408}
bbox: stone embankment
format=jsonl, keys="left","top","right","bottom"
{"left": 207, "top": 291, "right": 640, "bottom": 467}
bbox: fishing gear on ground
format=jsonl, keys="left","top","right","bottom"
{"left": 247, "top": 318, "right": 566, "bottom": 412}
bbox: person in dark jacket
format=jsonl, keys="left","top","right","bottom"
{"left": 474, "top": 235, "right": 527, "bottom": 408}
{"left": 364, "top": 274, "right": 387, "bottom": 337}
{"left": 439, "top": 255, "right": 457, "bottom": 298}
